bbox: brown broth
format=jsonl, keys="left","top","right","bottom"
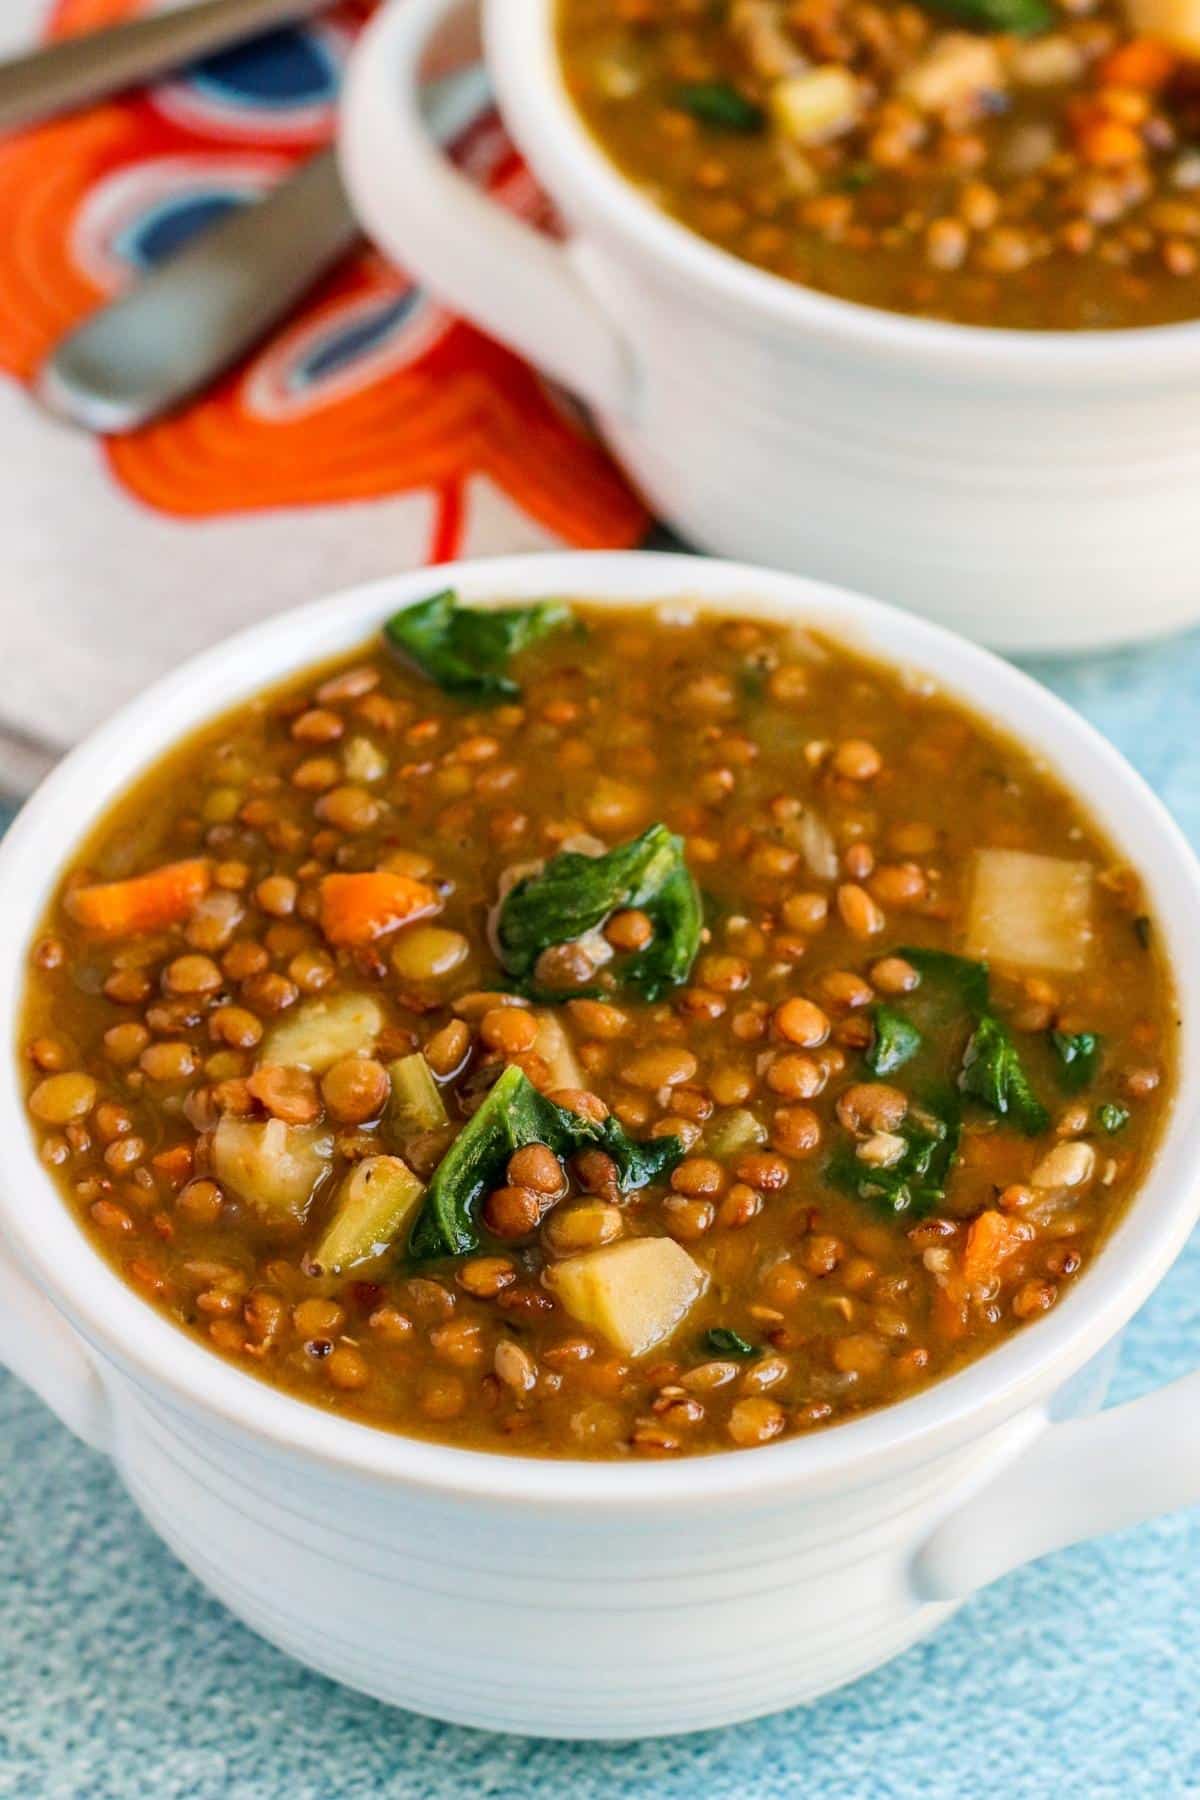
{"left": 18, "top": 599, "right": 1175, "bottom": 1458}
{"left": 558, "top": 0, "right": 1200, "bottom": 330}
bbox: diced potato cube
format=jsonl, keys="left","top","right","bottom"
{"left": 313, "top": 1155, "right": 425, "bottom": 1273}
{"left": 1127, "top": 0, "right": 1200, "bottom": 55}
{"left": 1008, "top": 34, "right": 1085, "bottom": 86}
{"left": 965, "top": 849, "right": 1093, "bottom": 974}
{"left": 212, "top": 1115, "right": 332, "bottom": 1221}
{"left": 899, "top": 34, "right": 1004, "bottom": 113}
{"left": 262, "top": 992, "right": 383, "bottom": 1073}
{"left": 769, "top": 66, "right": 861, "bottom": 144}
{"left": 544, "top": 1238, "right": 708, "bottom": 1358}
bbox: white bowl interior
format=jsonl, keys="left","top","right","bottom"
{"left": 2, "top": 551, "right": 1199, "bottom": 1507}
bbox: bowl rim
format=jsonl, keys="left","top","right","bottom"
{"left": 2, "top": 549, "right": 1199, "bottom": 1510}
{"left": 478, "top": 0, "right": 1200, "bottom": 378}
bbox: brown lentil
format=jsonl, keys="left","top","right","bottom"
{"left": 19, "top": 600, "right": 1174, "bottom": 1466}
{"left": 559, "top": 0, "right": 1200, "bottom": 330}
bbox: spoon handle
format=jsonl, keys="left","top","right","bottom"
{"left": 0, "top": 0, "right": 332, "bottom": 132}
{"left": 38, "top": 69, "right": 493, "bottom": 434}
{"left": 40, "top": 148, "right": 355, "bottom": 435}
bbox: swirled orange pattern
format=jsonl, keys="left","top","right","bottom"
{"left": 0, "top": 0, "right": 647, "bottom": 556}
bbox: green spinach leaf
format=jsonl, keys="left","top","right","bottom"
{"left": 627, "top": 856, "right": 704, "bottom": 1001}
{"left": 828, "top": 1093, "right": 962, "bottom": 1218}
{"left": 961, "top": 1014, "right": 1049, "bottom": 1135}
{"left": 1097, "top": 1101, "right": 1130, "bottom": 1134}
{"left": 1050, "top": 1029, "right": 1103, "bottom": 1092}
{"left": 595, "top": 1113, "right": 688, "bottom": 1190}
{"left": 384, "top": 589, "right": 572, "bottom": 701}
{"left": 897, "top": 944, "right": 1047, "bottom": 1132}
{"left": 895, "top": 946, "right": 991, "bottom": 1016}
{"left": 703, "top": 1327, "right": 756, "bottom": 1357}
{"left": 922, "top": 0, "right": 1052, "bottom": 33}
{"left": 496, "top": 823, "right": 702, "bottom": 1003}
{"left": 407, "top": 1066, "right": 684, "bottom": 1261}
{"left": 672, "top": 82, "right": 765, "bottom": 132}
{"left": 407, "top": 1065, "right": 525, "bottom": 1261}
{"left": 866, "top": 1005, "right": 922, "bottom": 1076}
{"left": 830, "top": 944, "right": 1047, "bottom": 1215}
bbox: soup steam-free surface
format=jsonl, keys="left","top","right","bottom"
{"left": 19, "top": 598, "right": 1173, "bottom": 1458}
{"left": 558, "top": 0, "right": 1200, "bottom": 328}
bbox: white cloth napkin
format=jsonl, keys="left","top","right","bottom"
{"left": 0, "top": 376, "right": 559, "bottom": 792}
{"left": 0, "top": 1, "right": 633, "bottom": 797}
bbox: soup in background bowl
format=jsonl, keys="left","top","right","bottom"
{"left": 558, "top": 0, "right": 1200, "bottom": 330}
{"left": 18, "top": 588, "right": 1176, "bottom": 1459}
{"left": 339, "top": 0, "right": 1200, "bottom": 652}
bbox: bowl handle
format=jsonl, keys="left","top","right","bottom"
{"left": 913, "top": 1376, "right": 1200, "bottom": 1600}
{"left": 0, "top": 1235, "right": 111, "bottom": 1453}
{"left": 339, "top": 0, "right": 636, "bottom": 419}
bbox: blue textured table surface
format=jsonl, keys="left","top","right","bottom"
{"left": 3, "top": 630, "right": 1200, "bottom": 1800}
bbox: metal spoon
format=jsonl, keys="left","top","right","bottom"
{"left": 38, "top": 69, "right": 493, "bottom": 434}
{"left": 0, "top": 0, "right": 333, "bottom": 133}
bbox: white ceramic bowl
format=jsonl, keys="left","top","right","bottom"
{"left": 339, "top": 0, "right": 1200, "bottom": 653}
{"left": 2, "top": 553, "right": 1200, "bottom": 1740}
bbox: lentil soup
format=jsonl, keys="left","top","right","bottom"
{"left": 557, "top": 0, "right": 1200, "bottom": 328}
{"left": 19, "top": 595, "right": 1174, "bottom": 1458}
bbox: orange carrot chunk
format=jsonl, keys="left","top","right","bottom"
{"left": 1077, "top": 116, "right": 1145, "bottom": 167}
{"left": 931, "top": 1278, "right": 969, "bottom": 1343}
{"left": 319, "top": 871, "right": 439, "bottom": 947}
{"left": 963, "top": 1209, "right": 1031, "bottom": 1290}
{"left": 151, "top": 1142, "right": 195, "bottom": 1189}
{"left": 1098, "top": 38, "right": 1177, "bottom": 91}
{"left": 66, "top": 858, "right": 211, "bottom": 938}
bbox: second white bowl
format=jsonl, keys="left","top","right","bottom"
{"left": 339, "top": 0, "right": 1200, "bottom": 652}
